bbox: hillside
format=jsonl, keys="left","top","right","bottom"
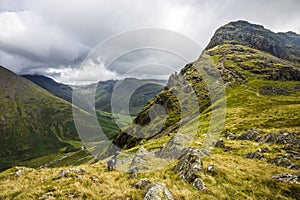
{"left": 1, "top": 21, "right": 300, "bottom": 199}
{"left": 22, "top": 75, "right": 164, "bottom": 116}
{"left": 109, "top": 20, "right": 300, "bottom": 151}
{"left": 21, "top": 75, "right": 74, "bottom": 103}
{"left": 0, "top": 67, "right": 81, "bottom": 170}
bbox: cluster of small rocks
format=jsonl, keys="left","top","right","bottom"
{"left": 14, "top": 167, "right": 35, "bottom": 177}
{"left": 272, "top": 173, "right": 300, "bottom": 184}
{"left": 53, "top": 168, "right": 86, "bottom": 180}
{"left": 213, "top": 139, "right": 234, "bottom": 152}
{"left": 223, "top": 128, "right": 300, "bottom": 170}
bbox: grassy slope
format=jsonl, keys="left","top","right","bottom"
{"left": 0, "top": 67, "right": 132, "bottom": 170}
{"left": 1, "top": 44, "right": 299, "bottom": 199}
{"left": 0, "top": 154, "right": 298, "bottom": 200}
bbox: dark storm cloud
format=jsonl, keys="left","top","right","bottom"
{"left": 0, "top": 0, "right": 299, "bottom": 84}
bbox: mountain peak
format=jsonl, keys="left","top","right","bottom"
{"left": 206, "top": 20, "right": 300, "bottom": 63}
{"left": 227, "top": 20, "right": 265, "bottom": 29}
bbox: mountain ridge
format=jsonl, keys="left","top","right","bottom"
{"left": 107, "top": 20, "right": 300, "bottom": 154}
{"left": 206, "top": 20, "right": 300, "bottom": 63}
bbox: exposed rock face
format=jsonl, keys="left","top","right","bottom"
{"left": 174, "top": 147, "right": 206, "bottom": 191}
{"left": 206, "top": 20, "right": 300, "bottom": 63}
{"left": 135, "top": 178, "right": 152, "bottom": 189}
{"left": 272, "top": 157, "right": 297, "bottom": 169}
{"left": 272, "top": 173, "right": 300, "bottom": 184}
{"left": 235, "top": 128, "right": 261, "bottom": 141}
{"left": 144, "top": 182, "right": 173, "bottom": 200}
{"left": 259, "top": 131, "right": 300, "bottom": 145}
{"left": 266, "top": 66, "right": 300, "bottom": 81}
{"left": 128, "top": 146, "right": 155, "bottom": 175}
{"left": 155, "top": 133, "right": 192, "bottom": 159}
{"left": 259, "top": 86, "right": 291, "bottom": 96}
{"left": 244, "top": 152, "right": 265, "bottom": 160}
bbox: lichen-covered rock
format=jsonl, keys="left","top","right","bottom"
{"left": 272, "top": 173, "right": 300, "bottom": 184}
{"left": 128, "top": 146, "right": 156, "bottom": 174}
{"left": 259, "top": 131, "right": 300, "bottom": 145}
{"left": 213, "top": 140, "right": 225, "bottom": 148}
{"left": 235, "top": 128, "right": 261, "bottom": 141}
{"left": 156, "top": 133, "right": 192, "bottom": 159}
{"left": 14, "top": 167, "right": 35, "bottom": 177}
{"left": 272, "top": 157, "right": 294, "bottom": 168}
{"left": 135, "top": 178, "right": 152, "bottom": 189}
{"left": 174, "top": 147, "right": 206, "bottom": 191}
{"left": 144, "top": 182, "right": 173, "bottom": 200}
{"left": 244, "top": 152, "right": 264, "bottom": 159}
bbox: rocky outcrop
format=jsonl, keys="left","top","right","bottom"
{"left": 144, "top": 182, "right": 173, "bottom": 200}
{"left": 259, "top": 86, "right": 291, "bottom": 96}
{"left": 53, "top": 168, "right": 86, "bottom": 180}
{"left": 155, "top": 133, "right": 192, "bottom": 159}
{"left": 206, "top": 20, "right": 300, "bottom": 63}
{"left": 227, "top": 129, "right": 300, "bottom": 148}
{"left": 128, "top": 146, "right": 156, "bottom": 175}
{"left": 272, "top": 157, "right": 300, "bottom": 169}
{"left": 236, "top": 128, "right": 261, "bottom": 141}
{"left": 135, "top": 178, "right": 152, "bottom": 189}
{"left": 244, "top": 152, "right": 265, "bottom": 160}
{"left": 272, "top": 173, "right": 300, "bottom": 184}
{"left": 259, "top": 131, "right": 300, "bottom": 145}
{"left": 174, "top": 147, "right": 206, "bottom": 191}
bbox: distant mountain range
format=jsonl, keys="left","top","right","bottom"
{"left": 0, "top": 69, "right": 164, "bottom": 170}
{"left": 22, "top": 75, "right": 164, "bottom": 116}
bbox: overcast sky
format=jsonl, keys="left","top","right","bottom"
{"left": 0, "top": 0, "right": 299, "bottom": 84}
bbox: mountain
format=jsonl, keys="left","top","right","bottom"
{"left": 206, "top": 20, "right": 300, "bottom": 63}
{"left": 1, "top": 21, "right": 300, "bottom": 199}
{"left": 109, "top": 20, "right": 300, "bottom": 151}
{"left": 22, "top": 75, "right": 164, "bottom": 116}
{"left": 0, "top": 67, "right": 84, "bottom": 170}
{"left": 21, "top": 75, "right": 73, "bottom": 103}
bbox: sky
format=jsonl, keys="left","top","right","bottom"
{"left": 0, "top": 0, "right": 299, "bottom": 84}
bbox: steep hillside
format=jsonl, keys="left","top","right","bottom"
{"left": 94, "top": 78, "right": 165, "bottom": 116}
{"left": 22, "top": 75, "right": 164, "bottom": 116}
{"left": 109, "top": 21, "right": 300, "bottom": 151}
{"left": 21, "top": 75, "right": 73, "bottom": 103}
{"left": 0, "top": 67, "right": 88, "bottom": 170}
